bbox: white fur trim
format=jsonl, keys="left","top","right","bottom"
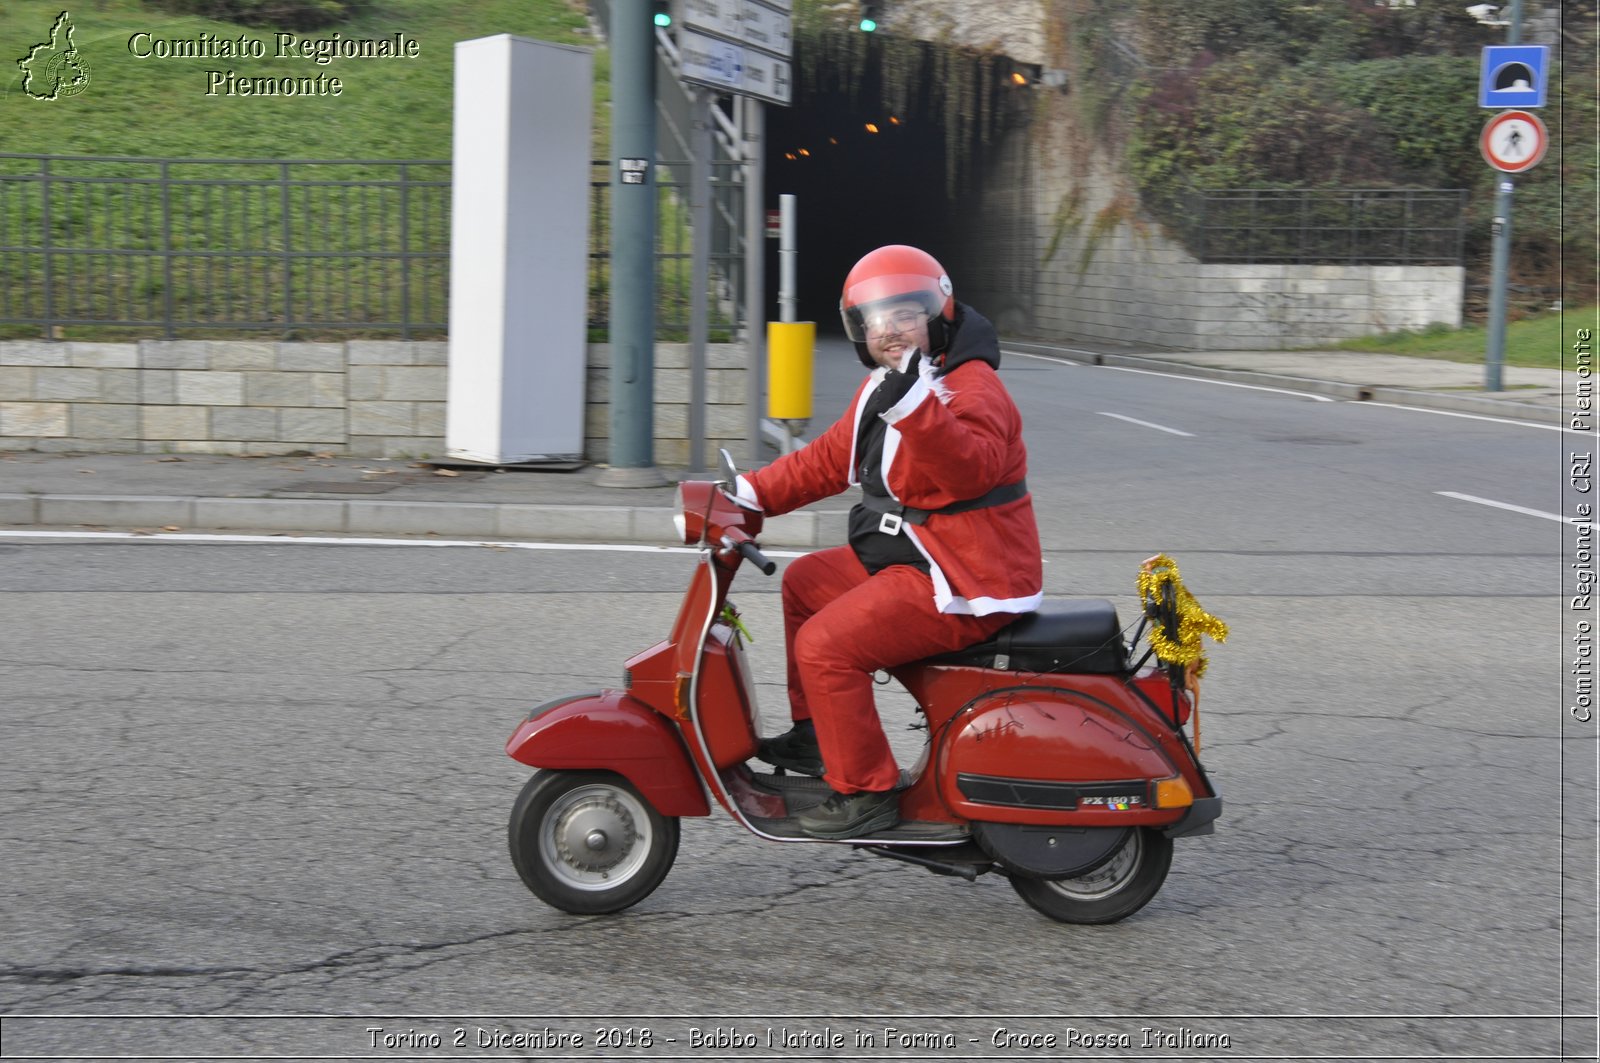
{"left": 733, "top": 475, "right": 761, "bottom": 510}
{"left": 846, "top": 368, "right": 889, "bottom": 487}
{"left": 903, "top": 526, "right": 1042, "bottom": 616}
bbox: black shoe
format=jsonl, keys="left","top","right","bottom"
{"left": 796, "top": 789, "right": 900, "bottom": 840}
{"left": 757, "top": 722, "right": 824, "bottom": 777}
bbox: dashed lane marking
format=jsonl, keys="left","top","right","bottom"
{"left": 1096, "top": 411, "right": 1195, "bottom": 437}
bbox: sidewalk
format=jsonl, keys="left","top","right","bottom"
{"left": 0, "top": 345, "right": 1574, "bottom": 546}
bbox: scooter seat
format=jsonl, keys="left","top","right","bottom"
{"left": 927, "top": 599, "right": 1129, "bottom": 675}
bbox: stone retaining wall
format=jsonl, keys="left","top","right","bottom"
{"left": 957, "top": 109, "right": 1465, "bottom": 351}
{"left": 0, "top": 339, "right": 747, "bottom": 464}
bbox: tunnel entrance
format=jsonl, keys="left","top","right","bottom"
{"left": 758, "top": 30, "right": 1040, "bottom": 330}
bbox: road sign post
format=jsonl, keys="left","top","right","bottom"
{"left": 1479, "top": 0, "right": 1534, "bottom": 393}
{"left": 665, "top": 0, "right": 793, "bottom": 462}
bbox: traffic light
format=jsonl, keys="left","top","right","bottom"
{"left": 859, "top": 2, "right": 878, "bottom": 31}
{"left": 652, "top": 0, "right": 672, "bottom": 28}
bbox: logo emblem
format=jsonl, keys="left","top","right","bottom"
{"left": 18, "top": 11, "right": 91, "bottom": 101}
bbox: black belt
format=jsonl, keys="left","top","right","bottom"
{"left": 858, "top": 479, "right": 1028, "bottom": 534}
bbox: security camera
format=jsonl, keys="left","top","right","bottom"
{"left": 1466, "top": 3, "right": 1507, "bottom": 23}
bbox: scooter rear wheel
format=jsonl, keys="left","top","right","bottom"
{"left": 1008, "top": 827, "right": 1172, "bottom": 924}
{"left": 508, "top": 770, "right": 679, "bottom": 915}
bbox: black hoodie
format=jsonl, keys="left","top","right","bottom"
{"left": 934, "top": 302, "right": 1001, "bottom": 376}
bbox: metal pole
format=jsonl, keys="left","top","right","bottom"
{"left": 743, "top": 95, "right": 766, "bottom": 468}
{"left": 40, "top": 157, "right": 54, "bottom": 338}
{"left": 1485, "top": 0, "right": 1524, "bottom": 393}
{"left": 779, "top": 192, "right": 796, "bottom": 324}
{"left": 689, "top": 89, "right": 712, "bottom": 473}
{"left": 281, "top": 162, "right": 293, "bottom": 336}
{"left": 598, "top": 0, "right": 666, "bottom": 486}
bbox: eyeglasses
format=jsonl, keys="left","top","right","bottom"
{"left": 862, "top": 308, "right": 926, "bottom": 335}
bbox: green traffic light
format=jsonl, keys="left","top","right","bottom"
{"left": 654, "top": 12, "right": 672, "bottom": 26}
{"left": 859, "top": 17, "right": 876, "bottom": 31}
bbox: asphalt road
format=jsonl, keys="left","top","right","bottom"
{"left": 1, "top": 343, "right": 1593, "bottom": 1061}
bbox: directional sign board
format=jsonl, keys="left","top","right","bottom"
{"left": 1480, "top": 109, "right": 1548, "bottom": 173}
{"left": 1480, "top": 44, "right": 1549, "bottom": 108}
{"left": 673, "top": 0, "right": 792, "bottom": 106}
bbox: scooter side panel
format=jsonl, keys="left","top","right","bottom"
{"left": 935, "top": 687, "right": 1187, "bottom": 828}
{"left": 505, "top": 691, "right": 710, "bottom": 817}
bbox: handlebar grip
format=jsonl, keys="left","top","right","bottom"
{"left": 737, "top": 539, "right": 777, "bottom": 576}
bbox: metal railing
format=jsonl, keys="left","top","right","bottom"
{"left": 0, "top": 153, "right": 749, "bottom": 338}
{"left": 0, "top": 154, "right": 451, "bottom": 337}
{"left": 1179, "top": 187, "right": 1467, "bottom": 265}
{"left": 588, "top": 158, "right": 747, "bottom": 337}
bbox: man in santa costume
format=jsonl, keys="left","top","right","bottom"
{"left": 735, "top": 245, "right": 1043, "bottom": 840}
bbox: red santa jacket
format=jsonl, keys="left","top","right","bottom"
{"left": 743, "top": 307, "right": 1043, "bottom": 617}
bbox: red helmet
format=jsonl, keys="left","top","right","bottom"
{"left": 840, "top": 245, "right": 957, "bottom": 365}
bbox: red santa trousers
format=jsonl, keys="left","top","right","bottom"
{"left": 781, "top": 545, "right": 1014, "bottom": 794}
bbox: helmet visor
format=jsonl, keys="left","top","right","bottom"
{"left": 839, "top": 274, "right": 944, "bottom": 343}
{"left": 843, "top": 303, "right": 932, "bottom": 344}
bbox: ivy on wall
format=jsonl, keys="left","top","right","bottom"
{"left": 1058, "top": 0, "right": 1597, "bottom": 301}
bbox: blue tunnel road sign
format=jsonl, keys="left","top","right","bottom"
{"left": 1480, "top": 45, "right": 1549, "bottom": 108}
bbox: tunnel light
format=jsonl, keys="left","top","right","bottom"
{"left": 864, "top": 122, "right": 880, "bottom": 133}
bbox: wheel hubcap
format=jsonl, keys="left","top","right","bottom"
{"left": 1046, "top": 830, "right": 1142, "bottom": 901}
{"left": 542, "top": 785, "right": 651, "bottom": 890}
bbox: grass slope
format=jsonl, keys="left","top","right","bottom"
{"left": 1, "top": 0, "right": 597, "bottom": 159}
{"left": 1331, "top": 306, "right": 1598, "bottom": 370}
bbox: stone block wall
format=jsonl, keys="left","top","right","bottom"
{"left": 585, "top": 342, "right": 749, "bottom": 469}
{"left": 0, "top": 340, "right": 444, "bottom": 457}
{"left": 0, "top": 338, "right": 748, "bottom": 466}
{"left": 959, "top": 110, "right": 1465, "bottom": 351}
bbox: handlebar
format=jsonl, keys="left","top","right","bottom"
{"left": 735, "top": 539, "right": 777, "bottom": 576}
{"left": 720, "top": 531, "right": 776, "bottom": 576}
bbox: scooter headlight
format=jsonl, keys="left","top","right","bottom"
{"left": 672, "top": 485, "right": 690, "bottom": 543}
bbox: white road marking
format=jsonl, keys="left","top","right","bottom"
{"left": 1096, "top": 411, "right": 1195, "bottom": 437}
{"left": 0, "top": 528, "right": 810, "bottom": 556}
{"left": 1365, "top": 401, "right": 1574, "bottom": 433}
{"left": 1004, "top": 349, "right": 1336, "bottom": 402}
{"left": 1002, "top": 348, "right": 1087, "bottom": 364}
{"left": 1437, "top": 492, "right": 1573, "bottom": 523}
{"left": 1103, "top": 363, "right": 1337, "bottom": 402}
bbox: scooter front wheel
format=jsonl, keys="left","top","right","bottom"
{"left": 508, "top": 770, "right": 679, "bottom": 915}
{"left": 1008, "top": 827, "right": 1173, "bottom": 924}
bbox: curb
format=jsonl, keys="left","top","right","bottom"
{"left": 0, "top": 492, "right": 849, "bottom": 548}
{"left": 1003, "top": 342, "right": 1567, "bottom": 427}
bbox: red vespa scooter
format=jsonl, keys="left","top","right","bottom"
{"left": 505, "top": 453, "right": 1224, "bottom": 924}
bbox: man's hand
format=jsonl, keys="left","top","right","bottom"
{"left": 877, "top": 349, "right": 923, "bottom": 407}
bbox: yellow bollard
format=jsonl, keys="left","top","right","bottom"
{"left": 766, "top": 321, "right": 815, "bottom": 421}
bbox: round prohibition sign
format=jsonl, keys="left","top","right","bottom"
{"left": 1480, "top": 109, "right": 1548, "bottom": 173}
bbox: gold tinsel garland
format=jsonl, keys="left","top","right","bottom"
{"left": 1136, "top": 554, "right": 1228, "bottom": 678}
